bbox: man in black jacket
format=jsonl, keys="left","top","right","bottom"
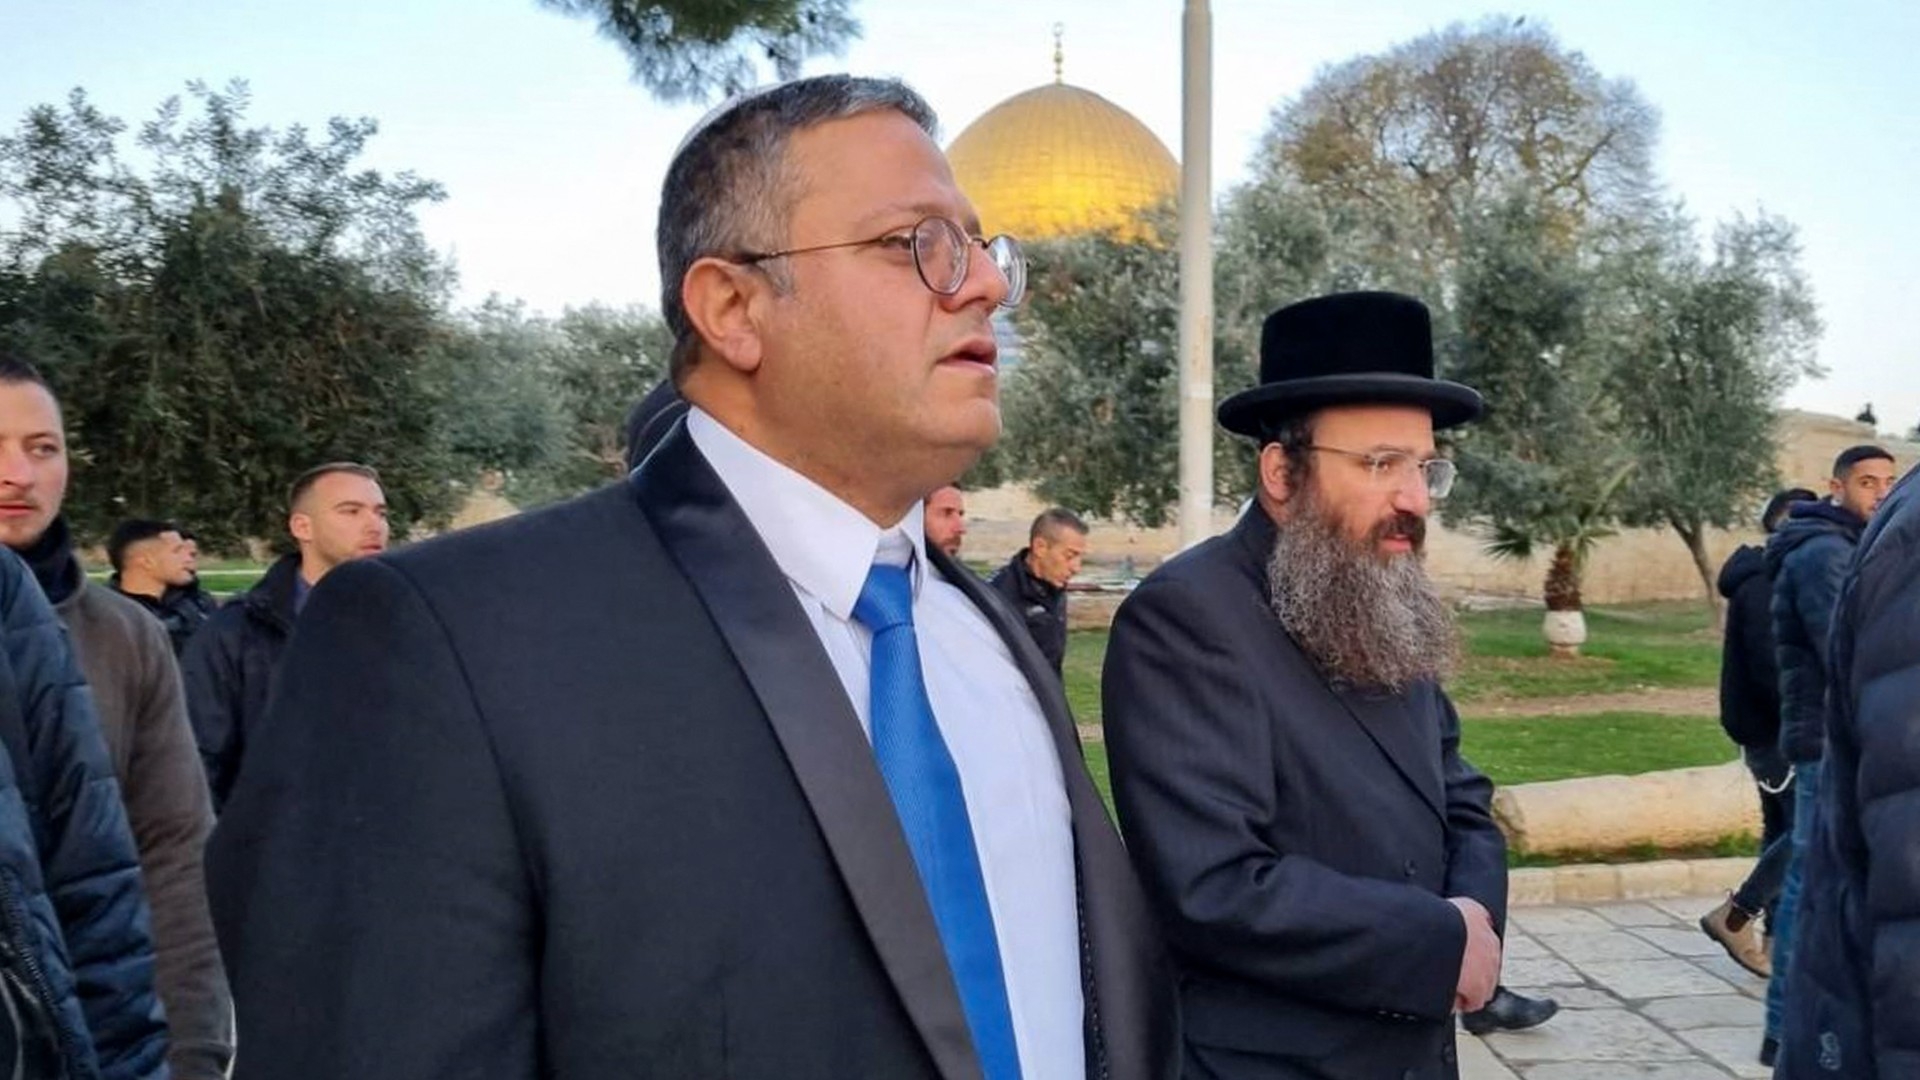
{"left": 205, "top": 75, "right": 1175, "bottom": 1080}
{"left": 987, "top": 508, "right": 1087, "bottom": 675}
{"left": 1106, "top": 292, "right": 1506, "bottom": 1080}
{"left": 181, "top": 463, "right": 389, "bottom": 810}
{"left": 106, "top": 519, "right": 212, "bottom": 657}
{"left": 1777, "top": 462, "right": 1920, "bottom": 1078}
{"left": 1761, "top": 444, "right": 1896, "bottom": 1066}
{"left": 1697, "top": 487, "right": 1815, "bottom": 981}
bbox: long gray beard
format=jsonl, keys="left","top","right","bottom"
{"left": 1265, "top": 502, "right": 1459, "bottom": 693}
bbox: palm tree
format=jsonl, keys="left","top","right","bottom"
{"left": 1483, "top": 462, "right": 1635, "bottom": 657}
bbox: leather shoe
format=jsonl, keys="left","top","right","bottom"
{"left": 1460, "top": 987, "right": 1559, "bottom": 1035}
{"left": 1700, "top": 896, "right": 1772, "bottom": 977}
{"left": 1760, "top": 1035, "right": 1778, "bottom": 1067}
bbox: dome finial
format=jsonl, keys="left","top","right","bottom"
{"left": 1052, "top": 23, "right": 1065, "bottom": 83}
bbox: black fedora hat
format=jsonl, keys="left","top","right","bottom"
{"left": 1217, "top": 290, "right": 1484, "bottom": 438}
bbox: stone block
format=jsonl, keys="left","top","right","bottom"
{"left": 1630, "top": 927, "right": 1724, "bottom": 958}
{"left": 1479, "top": 1008, "right": 1694, "bottom": 1063}
{"left": 1494, "top": 763, "right": 1761, "bottom": 856}
{"left": 1580, "top": 959, "right": 1738, "bottom": 1000}
{"left": 1589, "top": 902, "right": 1676, "bottom": 928}
{"left": 1457, "top": 1034, "right": 1523, "bottom": 1080}
{"left": 1520, "top": 1065, "right": 1736, "bottom": 1079}
{"left": 1508, "top": 868, "right": 1557, "bottom": 907}
{"left": 1538, "top": 931, "right": 1669, "bottom": 964}
{"left": 1640, "top": 995, "right": 1764, "bottom": 1032}
{"left": 1511, "top": 908, "right": 1612, "bottom": 935}
{"left": 1552, "top": 864, "right": 1620, "bottom": 903}
{"left": 1675, "top": 1026, "right": 1773, "bottom": 1078}
{"left": 1617, "top": 860, "right": 1693, "bottom": 900}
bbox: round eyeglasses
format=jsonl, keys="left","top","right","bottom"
{"left": 733, "top": 216, "right": 1026, "bottom": 308}
{"left": 1308, "top": 445, "right": 1458, "bottom": 500}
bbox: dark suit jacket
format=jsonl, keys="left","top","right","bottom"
{"left": 206, "top": 423, "right": 1176, "bottom": 1080}
{"left": 1103, "top": 509, "right": 1505, "bottom": 1080}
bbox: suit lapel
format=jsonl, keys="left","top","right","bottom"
{"left": 1234, "top": 510, "right": 1446, "bottom": 824}
{"left": 631, "top": 425, "right": 983, "bottom": 1080}
{"left": 1332, "top": 687, "right": 1445, "bottom": 823}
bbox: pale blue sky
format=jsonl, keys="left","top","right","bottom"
{"left": 3, "top": 0, "right": 1914, "bottom": 431}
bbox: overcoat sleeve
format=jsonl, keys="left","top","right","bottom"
{"left": 1436, "top": 692, "right": 1507, "bottom": 935}
{"left": 205, "top": 558, "right": 537, "bottom": 1080}
{"left": 1104, "top": 574, "right": 1466, "bottom": 1021}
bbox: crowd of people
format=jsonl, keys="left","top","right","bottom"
{"left": 1701, "top": 443, "right": 1910, "bottom": 1073}
{"left": 0, "top": 70, "right": 1910, "bottom": 1080}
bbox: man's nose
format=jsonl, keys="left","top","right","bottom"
{"left": 0, "top": 448, "right": 34, "bottom": 487}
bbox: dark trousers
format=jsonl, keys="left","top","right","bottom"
{"left": 1731, "top": 746, "right": 1796, "bottom": 923}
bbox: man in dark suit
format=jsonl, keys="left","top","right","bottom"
{"left": 206, "top": 75, "right": 1175, "bottom": 1080}
{"left": 1104, "top": 292, "right": 1507, "bottom": 1080}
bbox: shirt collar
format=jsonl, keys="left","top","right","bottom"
{"left": 686, "top": 406, "right": 928, "bottom": 619}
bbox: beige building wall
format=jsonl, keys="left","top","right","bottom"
{"left": 964, "top": 410, "right": 1919, "bottom": 605}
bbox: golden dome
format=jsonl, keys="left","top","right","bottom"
{"left": 947, "top": 82, "right": 1179, "bottom": 242}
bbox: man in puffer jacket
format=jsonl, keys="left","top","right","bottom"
{"left": 1697, "top": 488, "right": 1815, "bottom": 990}
{"left": 1761, "top": 444, "right": 1897, "bottom": 1066}
{"left": 1777, "top": 462, "right": 1920, "bottom": 1078}
{"left": 0, "top": 542, "right": 170, "bottom": 1078}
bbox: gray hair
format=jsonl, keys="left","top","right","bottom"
{"left": 656, "top": 75, "right": 939, "bottom": 382}
{"left": 1031, "top": 507, "right": 1089, "bottom": 542}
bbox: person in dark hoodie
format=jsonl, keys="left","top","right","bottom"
{"left": 0, "top": 355, "right": 233, "bottom": 1077}
{"left": 1697, "top": 488, "right": 1816, "bottom": 982}
{"left": 1776, "top": 462, "right": 1920, "bottom": 1078}
{"left": 181, "top": 463, "right": 389, "bottom": 811}
{"left": 1759, "top": 444, "right": 1897, "bottom": 1068}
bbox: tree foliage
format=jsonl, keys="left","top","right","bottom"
{"left": 425, "top": 300, "right": 671, "bottom": 508}
{"left": 536, "top": 0, "right": 860, "bottom": 102}
{"left": 998, "top": 228, "right": 1182, "bottom": 525}
{"left": 1605, "top": 211, "right": 1822, "bottom": 603}
{"left": 1260, "top": 16, "right": 1659, "bottom": 289}
{"left": 1441, "top": 194, "right": 1632, "bottom": 611}
{"left": 999, "top": 16, "right": 1823, "bottom": 617}
{"left": 0, "top": 83, "right": 457, "bottom": 548}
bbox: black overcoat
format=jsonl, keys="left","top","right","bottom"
{"left": 1104, "top": 508, "right": 1506, "bottom": 1080}
{"left": 205, "top": 422, "right": 1178, "bottom": 1080}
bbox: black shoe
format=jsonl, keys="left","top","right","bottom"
{"left": 1760, "top": 1035, "right": 1778, "bottom": 1067}
{"left": 1461, "top": 987, "right": 1560, "bottom": 1036}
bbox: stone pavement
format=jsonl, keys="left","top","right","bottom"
{"left": 1460, "top": 894, "right": 1774, "bottom": 1079}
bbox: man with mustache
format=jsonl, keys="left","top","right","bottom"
{"left": 1105, "top": 292, "right": 1507, "bottom": 1079}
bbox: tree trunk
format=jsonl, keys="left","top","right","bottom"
{"left": 1543, "top": 542, "right": 1582, "bottom": 612}
{"left": 1669, "top": 514, "right": 1727, "bottom": 631}
{"left": 1543, "top": 542, "right": 1584, "bottom": 658}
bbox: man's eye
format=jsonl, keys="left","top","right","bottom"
{"left": 877, "top": 234, "right": 914, "bottom": 251}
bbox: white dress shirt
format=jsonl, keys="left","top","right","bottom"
{"left": 687, "top": 407, "right": 1084, "bottom": 1079}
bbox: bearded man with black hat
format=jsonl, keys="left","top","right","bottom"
{"left": 1105, "top": 291, "right": 1509, "bottom": 1079}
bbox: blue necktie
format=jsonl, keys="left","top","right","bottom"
{"left": 853, "top": 563, "right": 1023, "bottom": 1080}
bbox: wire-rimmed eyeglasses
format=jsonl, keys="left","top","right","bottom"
{"left": 1309, "top": 445, "right": 1458, "bottom": 499}
{"left": 732, "top": 216, "right": 1026, "bottom": 308}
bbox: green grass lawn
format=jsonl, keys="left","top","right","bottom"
{"left": 1458, "top": 712, "right": 1734, "bottom": 785}
{"left": 1450, "top": 602, "right": 1722, "bottom": 703}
